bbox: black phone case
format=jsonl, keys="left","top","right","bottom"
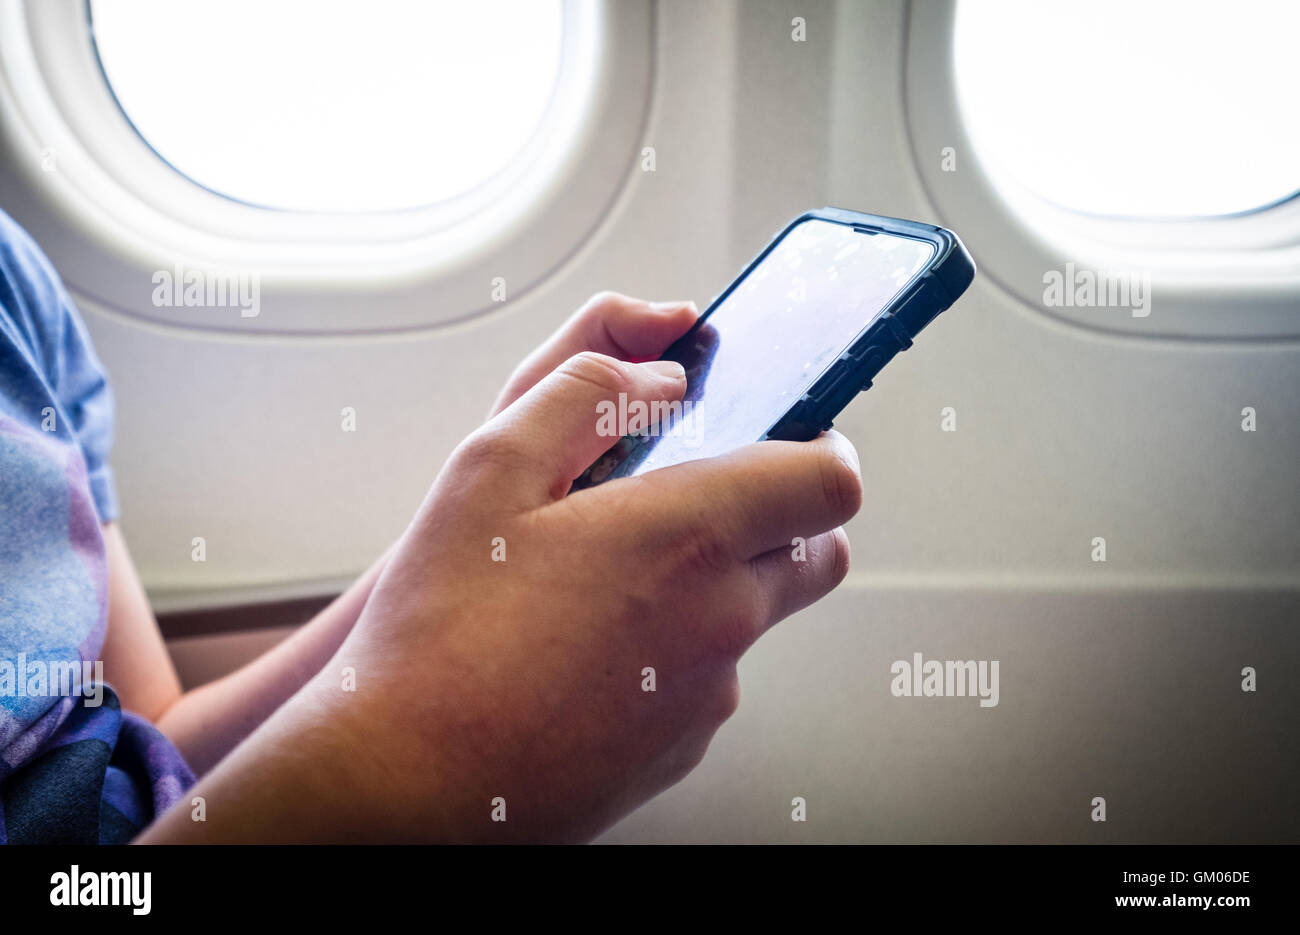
{"left": 736, "top": 207, "right": 975, "bottom": 440}
{"left": 573, "top": 207, "right": 975, "bottom": 489}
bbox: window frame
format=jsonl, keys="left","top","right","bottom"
{"left": 0, "top": 0, "right": 653, "bottom": 335}
{"left": 905, "top": 0, "right": 1300, "bottom": 340}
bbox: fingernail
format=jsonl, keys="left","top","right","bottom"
{"left": 643, "top": 360, "right": 686, "bottom": 381}
{"left": 650, "top": 300, "right": 697, "bottom": 314}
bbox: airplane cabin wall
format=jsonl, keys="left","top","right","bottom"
{"left": 0, "top": 0, "right": 1294, "bottom": 842}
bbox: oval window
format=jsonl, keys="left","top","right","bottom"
{"left": 953, "top": 0, "right": 1300, "bottom": 218}
{"left": 89, "top": 0, "right": 566, "bottom": 213}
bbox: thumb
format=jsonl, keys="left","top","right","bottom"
{"left": 460, "top": 352, "right": 686, "bottom": 506}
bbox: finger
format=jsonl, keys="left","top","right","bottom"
{"left": 750, "top": 527, "right": 851, "bottom": 630}
{"left": 489, "top": 293, "right": 697, "bottom": 417}
{"left": 458, "top": 352, "right": 687, "bottom": 506}
{"left": 625, "top": 431, "right": 863, "bottom": 562}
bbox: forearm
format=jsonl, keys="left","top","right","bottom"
{"left": 138, "top": 677, "right": 380, "bottom": 842}
{"left": 137, "top": 663, "right": 469, "bottom": 844}
{"left": 153, "top": 545, "right": 393, "bottom": 776}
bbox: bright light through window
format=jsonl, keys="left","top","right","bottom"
{"left": 89, "top": 0, "right": 566, "bottom": 213}
{"left": 954, "top": 0, "right": 1300, "bottom": 218}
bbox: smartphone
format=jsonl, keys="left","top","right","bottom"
{"left": 572, "top": 206, "right": 974, "bottom": 489}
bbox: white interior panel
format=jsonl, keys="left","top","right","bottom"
{"left": 60, "top": 0, "right": 1296, "bottom": 601}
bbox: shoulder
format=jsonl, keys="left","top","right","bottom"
{"left": 0, "top": 206, "right": 118, "bottom": 522}
{"left": 0, "top": 206, "right": 71, "bottom": 367}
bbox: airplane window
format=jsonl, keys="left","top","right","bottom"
{"left": 953, "top": 0, "right": 1300, "bottom": 218}
{"left": 88, "top": 0, "right": 565, "bottom": 213}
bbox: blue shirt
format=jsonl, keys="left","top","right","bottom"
{"left": 0, "top": 207, "right": 193, "bottom": 843}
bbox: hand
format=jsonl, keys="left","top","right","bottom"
{"left": 141, "top": 292, "right": 861, "bottom": 843}
{"left": 324, "top": 335, "right": 862, "bottom": 842}
{"left": 487, "top": 290, "right": 700, "bottom": 418}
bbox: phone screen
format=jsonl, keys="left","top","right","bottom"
{"left": 574, "top": 218, "right": 935, "bottom": 488}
